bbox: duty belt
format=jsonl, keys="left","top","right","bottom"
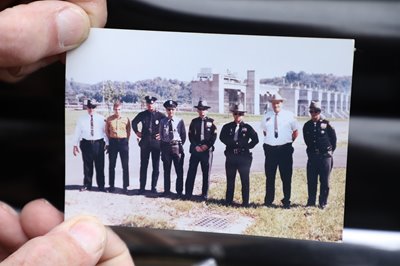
{"left": 82, "top": 139, "right": 103, "bottom": 144}
{"left": 170, "top": 140, "right": 181, "bottom": 145}
{"left": 229, "top": 148, "right": 248, "bottom": 155}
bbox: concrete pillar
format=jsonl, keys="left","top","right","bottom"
{"left": 331, "top": 92, "right": 336, "bottom": 113}
{"left": 245, "top": 70, "right": 260, "bottom": 115}
{"left": 218, "top": 75, "right": 224, "bottom": 114}
{"left": 294, "top": 88, "right": 300, "bottom": 116}
{"left": 307, "top": 89, "right": 312, "bottom": 106}
{"left": 327, "top": 93, "right": 331, "bottom": 115}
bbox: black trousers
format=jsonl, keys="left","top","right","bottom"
{"left": 307, "top": 154, "right": 333, "bottom": 206}
{"left": 139, "top": 140, "right": 160, "bottom": 190}
{"left": 225, "top": 153, "right": 252, "bottom": 205}
{"left": 108, "top": 138, "right": 129, "bottom": 189}
{"left": 161, "top": 144, "right": 184, "bottom": 195}
{"left": 80, "top": 139, "right": 105, "bottom": 189}
{"left": 263, "top": 143, "right": 294, "bottom": 205}
{"left": 185, "top": 148, "right": 213, "bottom": 197}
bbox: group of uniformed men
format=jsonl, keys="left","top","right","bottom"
{"left": 73, "top": 93, "right": 337, "bottom": 209}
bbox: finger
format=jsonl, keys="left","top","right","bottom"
{"left": 98, "top": 227, "right": 135, "bottom": 266}
{"left": 0, "top": 1, "right": 90, "bottom": 67}
{"left": 0, "top": 201, "right": 28, "bottom": 260}
{"left": 20, "top": 199, "right": 64, "bottom": 239}
{"left": 2, "top": 216, "right": 108, "bottom": 266}
{"left": 0, "top": 55, "right": 60, "bottom": 83}
{"left": 68, "top": 0, "right": 108, "bottom": 28}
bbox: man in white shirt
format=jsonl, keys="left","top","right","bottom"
{"left": 73, "top": 99, "right": 108, "bottom": 192}
{"left": 260, "top": 93, "right": 298, "bottom": 209}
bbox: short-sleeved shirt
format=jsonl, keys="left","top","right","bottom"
{"left": 105, "top": 114, "right": 131, "bottom": 139}
{"left": 260, "top": 109, "right": 298, "bottom": 146}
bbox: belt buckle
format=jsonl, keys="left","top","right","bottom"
{"left": 233, "top": 148, "right": 240, "bottom": 155}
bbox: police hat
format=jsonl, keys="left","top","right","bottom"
{"left": 163, "top": 100, "right": 178, "bottom": 109}
{"left": 145, "top": 96, "right": 157, "bottom": 104}
{"left": 194, "top": 100, "right": 210, "bottom": 110}
{"left": 268, "top": 93, "right": 285, "bottom": 102}
{"left": 230, "top": 103, "right": 246, "bottom": 114}
{"left": 86, "top": 99, "right": 97, "bottom": 109}
{"left": 309, "top": 101, "right": 322, "bottom": 111}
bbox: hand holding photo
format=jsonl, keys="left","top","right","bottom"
{"left": 65, "top": 28, "right": 354, "bottom": 242}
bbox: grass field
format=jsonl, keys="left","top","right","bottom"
{"left": 121, "top": 168, "right": 346, "bottom": 242}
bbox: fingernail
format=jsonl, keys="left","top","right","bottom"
{"left": 69, "top": 218, "right": 105, "bottom": 255}
{"left": 56, "top": 7, "right": 89, "bottom": 49}
{"left": 0, "top": 201, "right": 19, "bottom": 216}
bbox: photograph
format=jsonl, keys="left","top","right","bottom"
{"left": 65, "top": 28, "right": 354, "bottom": 242}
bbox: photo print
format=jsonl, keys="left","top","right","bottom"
{"left": 65, "top": 28, "right": 354, "bottom": 242}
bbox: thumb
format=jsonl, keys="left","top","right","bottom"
{"left": 2, "top": 216, "right": 107, "bottom": 266}
{"left": 0, "top": 1, "right": 91, "bottom": 68}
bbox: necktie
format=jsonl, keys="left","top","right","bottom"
{"left": 90, "top": 115, "right": 94, "bottom": 136}
{"left": 274, "top": 113, "right": 278, "bottom": 138}
{"left": 149, "top": 112, "right": 153, "bottom": 134}
{"left": 234, "top": 124, "right": 240, "bottom": 141}
{"left": 168, "top": 119, "right": 174, "bottom": 140}
{"left": 200, "top": 119, "right": 205, "bottom": 141}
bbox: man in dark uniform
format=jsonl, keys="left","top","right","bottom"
{"left": 220, "top": 104, "right": 259, "bottom": 207}
{"left": 72, "top": 99, "right": 108, "bottom": 192}
{"left": 185, "top": 100, "right": 217, "bottom": 201}
{"left": 159, "top": 100, "right": 186, "bottom": 197}
{"left": 303, "top": 101, "right": 337, "bottom": 209}
{"left": 131, "top": 96, "right": 166, "bottom": 194}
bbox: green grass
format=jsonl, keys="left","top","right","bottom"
{"left": 207, "top": 168, "right": 346, "bottom": 241}
{"left": 121, "top": 168, "right": 346, "bottom": 242}
{"left": 122, "top": 215, "right": 176, "bottom": 230}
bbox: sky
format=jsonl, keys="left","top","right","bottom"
{"left": 66, "top": 28, "right": 355, "bottom": 84}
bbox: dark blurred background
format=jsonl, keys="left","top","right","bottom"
{"left": 1, "top": 0, "right": 400, "bottom": 265}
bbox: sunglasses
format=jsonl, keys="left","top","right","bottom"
{"left": 233, "top": 112, "right": 244, "bottom": 116}
{"left": 309, "top": 109, "right": 320, "bottom": 114}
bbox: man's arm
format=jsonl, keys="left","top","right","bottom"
{"left": 292, "top": 129, "right": 299, "bottom": 142}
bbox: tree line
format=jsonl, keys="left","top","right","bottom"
{"left": 260, "top": 71, "right": 352, "bottom": 93}
{"left": 66, "top": 72, "right": 352, "bottom": 106}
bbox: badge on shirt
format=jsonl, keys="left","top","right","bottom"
{"left": 321, "top": 123, "right": 327, "bottom": 129}
{"left": 206, "top": 122, "right": 213, "bottom": 127}
{"left": 242, "top": 127, "right": 247, "bottom": 132}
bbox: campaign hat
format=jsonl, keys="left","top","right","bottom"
{"left": 309, "top": 100, "right": 322, "bottom": 112}
{"left": 268, "top": 93, "right": 285, "bottom": 102}
{"left": 163, "top": 100, "right": 178, "bottom": 109}
{"left": 230, "top": 103, "right": 246, "bottom": 114}
{"left": 86, "top": 99, "right": 97, "bottom": 109}
{"left": 194, "top": 100, "right": 211, "bottom": 110}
